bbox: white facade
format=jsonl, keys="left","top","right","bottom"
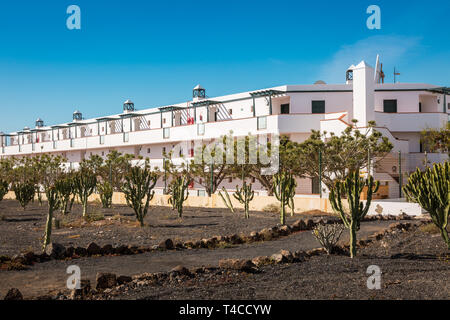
{"left": 1, "top": 59, "right": 449, "bottom": 197}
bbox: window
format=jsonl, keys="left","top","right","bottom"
{"left": 197, "top": 123, "right": 205, "bottom": 135}
{"left": 257, "top": 116, "right": 267, "bottom": 130}
{"left": 419, "top": 102, "right": 422, "bottom": 113}
{"left": 198, "top": 190, "right": 206, "bottom": 197}
{"left": 228, "top": 109, "right": 232, "bottom": 115}
{"left": 99, "top": 135, "right": 105, "bottom": 145}
{"left": 251, "top": 177, "right": 256, "bottom": 183}
{"left": 163, "top": 118, "right": 166, "bottom": 124}
{"left": 147, "top": 148, "right": 151, "bottom": 154}
{"left": 123, "top": 132, "right": 129, "bottom": 142}
{"left": 162, "top": 147, "right": 166, "bottom": 155}
{"left": 281, "top": 104, "right": 290, "bottom": 114}
{"left": 163, "top": 127, "right": 170, "bottom": 139}
{"left": 179, "top": 148, "right": 183, "bottom": 157}
{"left": 312, "top": 101, "right": 325, "bottom": 114}
{"left": 228, "top": 177, "right": 233, "bottom": 183}
{"left": 383, "top": 100, "right": 397, "bottom": 113}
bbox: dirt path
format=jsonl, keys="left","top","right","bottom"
{"left": 0, "top": 220, "right": 395, "bottom": 298}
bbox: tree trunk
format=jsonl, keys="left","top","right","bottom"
{"left": 439, "top": 227, "right": 450, "bottom": 250}
{"left": 43, "top": 208, "right": 53, "bottom": 252}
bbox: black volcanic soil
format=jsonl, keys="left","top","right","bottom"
{"left": 109, "top": 227, "right": 450, "bottom": 300}
{"left": 0, "top": 199, "right": 307, "bottom": 257}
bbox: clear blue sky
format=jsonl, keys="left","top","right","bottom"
{"left": 0, "top": 0, "right": 449, "bottom": 133}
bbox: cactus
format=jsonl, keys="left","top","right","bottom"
{"left": 42, "top": 185, "right": 61, "bottom": 251}
{"left": 98, "top": 181, "right": 113, "bottom": 208}
{"left": 168, "top": 176, "right": 189, "bottom": 218}
{"left": 219, "top": 187, "right": 234, "bottom": 213}
{"left": 287, "top": 184, "right": 296, "bottom": 216}
{"left": 73, "top": 168, "right": 97, "bottom": 218}
{"left": 122, "top": 164, "right": 157, "bottom": 227}
{"left": 0, "top": 179, "right": 8, "bottom": 202}
{"left": 233, "top": 182, "right": 254, "bottom": 219}
{"left": 329, "top": 171, "right": 379, "bottom": 258}
{"left": 55, "top": 175, "right": 75, "bottom": 215}
{"left": 12, "top": 181, "right": 36, "bottom": 210}
{"left": 403, "top": 162, "right": 449, "bottom": 249}
{"left": 273, "top": 171, "right": 297, "bottom": 225}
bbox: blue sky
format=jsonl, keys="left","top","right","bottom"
{"left": 0, "top": 0, "right": 449, "bottom": 133}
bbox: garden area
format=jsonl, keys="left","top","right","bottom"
{"left": 0, "top": 124, "right": 448, "bottom": 300}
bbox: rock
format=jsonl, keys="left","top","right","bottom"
{"left": 23, "top": 251, "right": 36, "bottom": 265}
{"left": 4, "top": 288, "right": 23, "bottom": 300}
{"left": 279, "top": 249, "right": 294, "bottom": 262}
{"left": 292, "top": 219, "right": 307, "bottom": 231}
{"left": 171, "top": 265, "right": 191, "bottom": 276}
{"left": 115, "top": 245, "right": 132, "bottom": 255}
{"left": 279, "top": 225, "right": 291, "bottom": 236}
{"left": 45, "top": 243, "right": 66, "bottom": 259}
{"left": 117, "top": 275, "right": 133, "bottom": 285}
{"left": 65, "top": 247, "right": 75, "bottom": 258}
{"left": 158, "top": 238, "right": 174, "bottom": 250}
{"left": 101, "top": 244, "right": 114, "bottom": 255}
{"left": 269, "top": 226, "right": 280, "bottom": 238}
{"left": 218, "top": 259, "right": 257, "bottom": 272}
{"left": 304, "top": 219, "right": 315, "bottom": 230}
{"left": 259, "top": 228, "right": 273, "bottom": 241}
{"left": 86, "top": 242, "right": 101, "bottom": 255}
{"left": 184, "top": 241, "right": 194, "bottom": 248}
{"left": 11, "top": 254, "right": 27, "bottom": 266}
{"left": 249, "top": 231, "right": 260, "bottom": 241}
{"left": 69, "top": 279, "right": 91, "bottom": 300}
{"left": 229, "top": 234, "right": 243, "bottom": 245}
{"left": 175, "top": 242, "right": 185, "bottom": 249}
{"left": 96, "top": 273, "right": 117, "bottom": 290}
{"left": 74, "top": 247, "right": 88, "bottom": 257}
{"left": 251, "top": 256, "right": 272, "bottom": 267}
{"left": 0, "top": 255, "right": 11, "bottom": 263}
{"left": 271, "top": 253, "right": 288, "bottom": 264}
{"left": 306, "top": 248, "right": 326, "bottom": 256}
{"left": 293, "top": 251, "right": 307, "bottom": 262}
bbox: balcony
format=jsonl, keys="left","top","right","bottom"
{"left": 375, "top": 112, "right": 448, "bottom": 132}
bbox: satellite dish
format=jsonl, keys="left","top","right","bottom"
{"left": 314, "top": 80, "right": 327, "bottom": 85}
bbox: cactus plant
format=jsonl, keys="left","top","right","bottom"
{"left": 168, "top": 176, "right": 190, "bottom": 218}
{"left": 73, "top": 168, "right": 97, "bottom": 218}
{"left": 329, "top": 171, "right": 379, "bottom": 258}
{"left": 122, "top": 164, "right": 158, "bottom": 227}
{"left": 273, "top": 171, "right": 297, "bottom": 225}
{"left": 0, "top": 179, "right": 8, "bottom": 202}
{"left": 98, "top": 181, "right": 113, "bottom": 208}
{"left": 403, "top": 162, "right": 449, "bottom": 249}
{"left": 233, "top": 182, "right": 254, "bottom": 219}
{"left": 55, "top": 175, "right": 75, "bottom": 215}
{"left": 12, "top": 181, "right": 36, "bottom": 210}
{"left": 219, "top": 187, "right": 234, "bottom": 213}
{"left": 42, "top": 185, "right": 61, "bottom": 251}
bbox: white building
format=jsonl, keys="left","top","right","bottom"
{"left": 1, "top": 58, "right": 448, "bottom": 198}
